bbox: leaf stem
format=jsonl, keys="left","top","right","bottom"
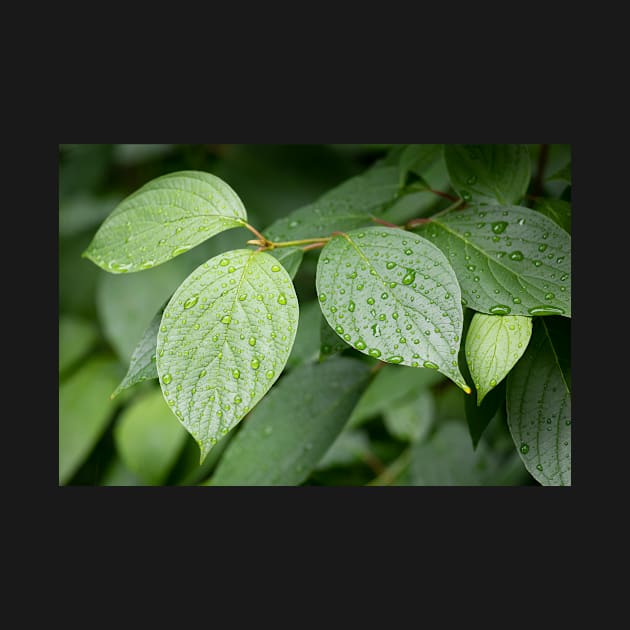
{"left": 429, "top": 189, "right": 458, "bottom": 202}
{"left": 243, "top": 222, "right": 269, "bottom": 244}
{"left": 367, "top": 448, "right": 412, "bottom": 486}
{"left": 270, "top": 237, "right": 332, "bottom": 249}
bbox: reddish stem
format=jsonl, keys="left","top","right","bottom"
{"left": 405, "top": 217, "right": 432, "bottom": 228}
{"left": 372, "top": 217, "right": 401, "bottom": 228}
{"left": 429, "top": 189, "right": 458, "bottom": 202}
{"left": 302, "top": 242, "right": 326, "bottom": 252}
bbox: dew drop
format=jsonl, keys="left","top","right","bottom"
{"left": 277, "top": 294, "right": 287, "bottom": 305}
{"left": 183, "top": 296, "right": 198, "bottom": 309}
{"left": 404, "top": 248, "right": 412, "bottom": 255}
{"left": 221, "top": 315, "right": 232, "bottom": 324}
{"left": 381, "top": 292, "right": 388, "bottom": 299}
{"left": 386, "top": 261, "right": 396, "bottom": 270}
{"left": 536, "top": 464, "right": 543, "bottom": 472}
{"left": 249, "top": 337, "right": 256, "bottom": 346}
{"left": 219, "top": 258, "right": 230, "bottom": 266}
{"left": 266, "top": 370, "right": 275, "bottom": 379}
{"left": 172, "top": 245, "right": 191, "bottom": 256}
{"left": 527, "top": 306, "right": 565, "bottom": 315}
{"left": 423, "top": 361, "right": 438, "bottom": 369}
{"left": 271, "top": 265, "right": 281, "bottom": 272}
{"left": 513, "top": 297, "right": 521, "bottom": 304}
{"left": 368, "top": 348, "right": 381, "bottom": 358}
{"left": 402, "top": 269, "right": 416, "bottom": 285}
{"left": 544, "top": 292, "right": 555, "bottom": 300}
{"left": 251, "top": 358, "right": 260, "bottom": 370}
{"left": 520, "top": 443, "right": 529, "bottom": 454}
{"left": 538, "top": 244, "right": 548, "bottom": 252}
{"left": 367, "top": 297, "right": 375, "bottom": 305}
{"left": 387, "top": 356, "right": 403, "bottom": 364}
{"left": 355, "top": 339, "right": 366, "bottom": 350}
{"left": 489, "top": 305, "right": 511, "bottom": 315}
{"left": 348, "top": 300, "right": 355, "bottom": 312}
{"left": 162, "top": 374, "right": 172, "bottom": 385}
{"left": 509, "top": 251, "right": 524, "bottom": 261}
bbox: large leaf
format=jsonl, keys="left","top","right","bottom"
{"left": 464, "top": 380, "right": 506, "bottom": 449}
{"left": 506, "top": 318, "right": 571, "bottom": 486}
{"left": 210, "top": 357, "right": 371, "bottom": 485}
{"left": 59, "top": 316, "right": 99, "bottom": 375}
{"left": 110, "top": 308, "right": 162, "bottom": 399}
{"left": 419, "top": 204, "right": 571, "bottom": 316}
{"left": 83, "top": 171, "right": 247, "bottom": 273}
{"left": 263, "top": 165, "right": 402, "bottom": 264}
{"left": 465, "top": 313, "right": 532, "bottom": 404}
{"left": 114, "top": 389, "right": 188, "bottom": 485}
{"left": 533, "top": 198, "right": 571, "bottom": 233}
{"left": 271, "top": 248, "right": 304, "bottom": 280}
{"left": 349, "top": 364, "right": 444, "bottom": 427}
{"left": 59, "top": 356, "right": 123, "bottom": 484}
{"left": 445, "top": 144, "right": 531, "bottom": 204}
{"left": 316, "top": 226, "right": 469, "bottom": 391}
{"left": 316, "top": 429, "right": 371, "bottom": 470}
{"left": 156, "top": 249, "right": 299, "bottom": 461}
{"left": 97, "top": 228, "right": 245, "bottom": 361}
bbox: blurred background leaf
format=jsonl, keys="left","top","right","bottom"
{"left": 59, "top": 144, "right": 561, "bottom": 485}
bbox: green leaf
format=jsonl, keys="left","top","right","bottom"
{"left": 101, "top": 457, "right": 146, "bottom": 486}
{"left": 533, "top": 198, "right": 571, "bottom": 233}
{"left": 399, "top": 144, "right": 443, "bottom": 187}
{"left": 59, "top": 356, "right": 123, "bottom": 484}
{"left": 409, "top": 421, "right": 502, "bottom": 485}
{"left": 98, "top": 228, "right": 246, "bottom": 361}
{"left": 210, "top": 357, "right": 371, "bottom": 485}
{"left": 349, "top": 364, "right": 444, "bottom": 427}
{"left": 319, "top": 315, "right": 351, "bottom": 361}
{"left": 110, "top": 308, "right": 162, "bottom": 399}
{"left": 59, "top": 316, "right": 99, "bottom": 375}
{"left": 445, "top": 144, "right": 531, "bottom": 204}
{"left": 316, "top": 429, "right": 371, "bottom": 470}
{"left": 419, "top": 204, "right": 571, "bottom": 316}
{"left": 286, "top": 300, "right": 322, "bottom": 369}
{"left": 506, "top": 319, "right": 571, "bottom": 486}
{"left": 547, "top": 162, "right": 571, "bottom": 185}
{"left": 464, "top": 380, "right": 506, "bottom": 449}
{"left": 316, "top": 226, "right": 469, "bottom": 391}
{"left": 383, "top": 389, "right": 435, "bottom": 443}
{"left": 263, "top": 165, "right": 403, "bottom": 265}
{"left": 83, "top": 171, "right": 247, "bottom": 273}
{"left": 114, "top": 389, "right": 188, "bottom": 484}
{"left": 465, "top": 313, "right": 532, "bottom": 404}
{"left": 156, "top": 249, "right": 299, "bottom": 461}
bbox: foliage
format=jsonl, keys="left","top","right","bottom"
{"left": 59, "top": 143, "right": 571, "bottom": 486}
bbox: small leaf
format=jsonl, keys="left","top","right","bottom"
{"left": 445, "top": 144, "right": 531, "bottom": 204}
{"left": 546, "top": 162, "right": 571, "bottom": 185}
{"left": 506, "top": 319, "right": 571, "bottom": 486}
{"left": 349, "top": 364, "right": 444, "bottom": 427}
{"left": 316, "top": 226, "right": 469, "bottom": 391}
{"left": 464, "top": 380, "right": 506, "bottom": 449}
{"left": 59, "top": 356, "right": 123, "bottom": 484}
{"left": 156, "top": 249, "right": 299, "bottom": 461}
{"left": 59, "top": 316, "right": 99, "bottom": 375}
{"left": 383, "top": 389, "right": 435, "bottom": 443}
{"left": 465, "top": 313, "right": 532, "bottom": 404}
{"left": 319, "top": 315, "right": 351, "bottom": 361}
{"left": 399, "top": 144, "right": 443, "bottom": 181}
{"left": 419, "top": 204, "right": 571, "bottom": 316}
{"left": 316, "top": 429, "right": 371, "bottom": 470}
{"left": 83, "top": 171, "right": 247, "bottom": 273}
{"left": 533, "top": 198, "right": 571, "bottom": 233}
{"left": 286, "top": 300, "right": 322, "bottom": 369}
{"left": 114, "top": 389, "right": 188, "bottom": 484}
{"left": 410, "top": 421, "right": 502, "bottom": 485}
{"left": 210, "top": 357, "right": 371, "bottom": 485}
{"left": 110, "top": 307, "right": 163, "bottom": 399}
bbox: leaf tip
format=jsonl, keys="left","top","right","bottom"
{"left": 463, "top": 384, "right": 472, "bottom": 395}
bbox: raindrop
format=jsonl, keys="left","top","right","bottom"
{"left": 509, "top": 251, "right": 524, "bottom": 261}
{"left": 183, "top": 296, "right": 198, "bottom": 309}
{"left": 489, "top": 305, "right": 511, "bottom": 315}
{"left": 387, "top": 356, "right": 403, "bottom": 364}
{"left": 232, "top": 369, "right": 240, "bottom": 379}
{"left": 251, "top": 358, "right": 260, "bottom": 370}
{"left": 527, "top": 306, "right": 565, "bottom": 315}
{"left": 367, "top": 297, "right": 375, "bottom": 305}
{"left": 162, "top": 374, "right": 172, "bottom": 385}
{"left": 319, "top": 294, "right": 327, "bottom": 303}
{"left": 404, "top": 248, "right": 413, "bottom": 255}
{"left": 520, "top": 443, "right": 529, "bottom": 454}
{"left": 221, "top": 315, "right": 231, "bottom": 324}
{"left": 277, "top": 294, "right": 287, "bottom": 305}
{"left": 368, "top": 348, "right": 382, "bottom": 358}
{"left": 423, "top": 361, "right": 438, "bottom": 369}
{"left": 544, "top": 292, "right": 555, "bottom": 300}
{"left": 402, "top": 269, "right": 416, "bottom": 285}
{"left": 219, "top": 258, "right": 230, "bottom": 266}
{"left": 492, "top": 221, "right": 508, "bottom": 234}
{"left": 271, "top": 265, "right": 281, "bottom": 272}
{"left": 355, "top": 339, "right": 366, "bottom": 350}
{"left": 386, "top": 261, "right": 396, "bottom": 270}
{"left": 348, "top": 301, "right": 355, "bottom": 312}
{"left": 266, "top": 370, "right": 274, "bottom": 379}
